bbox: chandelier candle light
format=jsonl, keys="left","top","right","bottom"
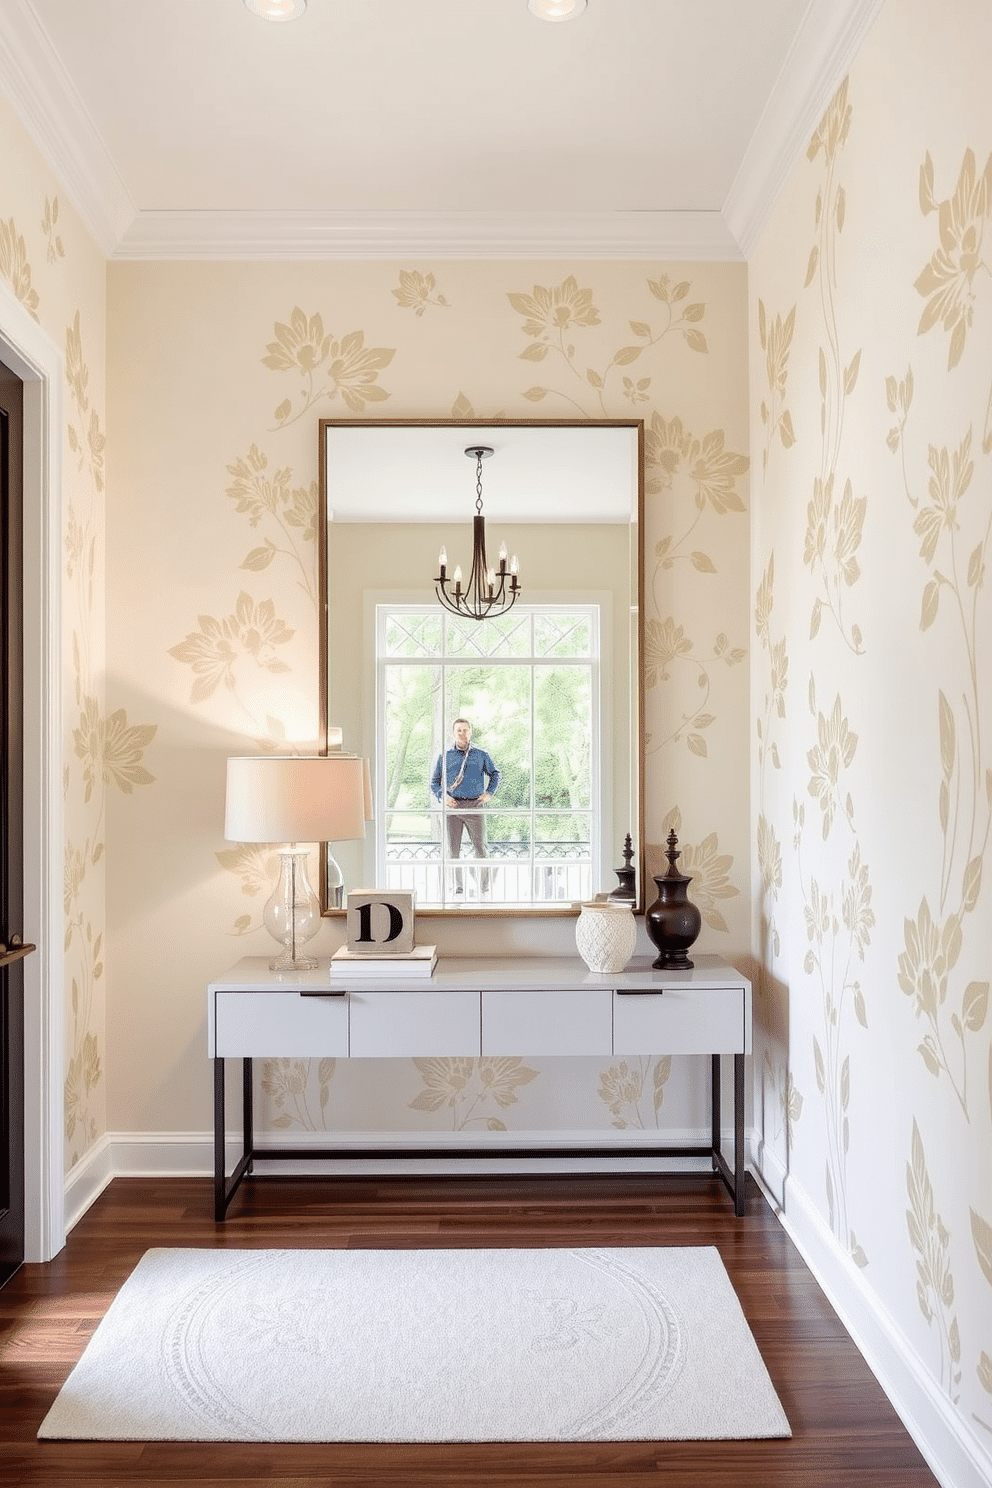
{"left": 435, "top": 446, "right": 520, "bottom": 622}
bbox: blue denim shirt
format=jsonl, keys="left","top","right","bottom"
{"left": 431, "top": 745, "right": 500, "bottom": 802}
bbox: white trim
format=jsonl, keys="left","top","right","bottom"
{"left": 0, "top": 0, "right": 876, "bottom": 263}
{"left": 61, "top": 1128, "right": 758, "bottom": 1250}
{"left": 0, "top": 0, "right": 135, "bottom": 257}
{"left": 62, "top": 1131, "right": 113, "bottom": 1234}
{"left": 723, "top": 0, "right": 886, "bottom": 257}
{"left": 755, "top": 1150, "right": 992, "bottom": 1488}
{"left": 98, "top": 1125, "right": 750, "bottom": 1170}
{"left": 66, "top": 1126, "right": 758, "bottom": 1228}
{"left": 0, "top": 277, "right": 65, "bottom": 1263}
{"left": 112, "top": 208, "right": 744, "bottom": 263}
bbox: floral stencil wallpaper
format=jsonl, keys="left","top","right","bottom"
{"left": 104, "top": 253, "right": 750, "bottom": 1138}
{"left": 750, "top": 0, "right": 992, "bottom": 1463}
{"left": 2, "top": 0, "right": 990, "bottom": 1474}
{"left": 0, "top": 95, "right": 158, "bottom": 1170}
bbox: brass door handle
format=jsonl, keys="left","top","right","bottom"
{"left": 0, "top": 935, "right": 37, "bottom": 969}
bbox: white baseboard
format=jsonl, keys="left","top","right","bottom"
{"left": 755, "top": 1146, "right": 992, "bottom": 1488}
{"left": 86, "top": 1125, "right": 746, "bottom": 1174}
{"left": 63, "top": 1134, "right": 115, "bottom": 1234}
{"left": 63, "top": 1125, "right": 753, "bottom": 1226}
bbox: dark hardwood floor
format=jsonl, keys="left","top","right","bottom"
{"left": 0, "top": 1172, "right": 939, "bottom": 1487}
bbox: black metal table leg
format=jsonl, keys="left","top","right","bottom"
{"left": 213, "top": 1056, "right": 226, "bottom": 1221}
{"left": 214, "top": 1055, "right": 255, "bottom": 1220}
{"left": 711, "top": 1052, "right": 721, "bottom": 1170}
{"left": 212, "top": 1029, "right": 749, "bottom": 1218}
{"left": 734, "top": 1051, "right": 746, "bottom": 1215}
{"left": 243, "top": 1056, "right": 253, "bottom": 1175}
{"left": 710, "top": 1051, "right": 747, "bottom": 1215}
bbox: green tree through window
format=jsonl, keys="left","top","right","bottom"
{"left": 376, "top": 605, "right": 599, "bottom": 906}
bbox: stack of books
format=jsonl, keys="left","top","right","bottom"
{"left": 329, "top": 944, "right": 438, "bottom": 979}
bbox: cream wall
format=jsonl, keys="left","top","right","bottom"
{"left": 105, "top": 258, "right": 750, "bottom": 1137}
{"left": 3, "top": 0, "right": 990, "bottom": 1475}
{"left": 750, "top": 0, "right": 992, "bottom": 1469}
{"left": 0, "top": 93, "right": 115, "bottom": 1170}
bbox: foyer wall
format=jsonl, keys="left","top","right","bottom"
{"left": 0, "top": 93, "right": 115, "bottom": 1171}
{"left": 105, "top": 257, "right": 751, "bottom": 1139}
{"left": 2, "top": 75, "right": 753, "bottom": 1181}
{"left": 3, "top": 0, "right": 989, "bottom": 1476}
{"left": 749, "top": 0, "right": 992, "bottom": 1467}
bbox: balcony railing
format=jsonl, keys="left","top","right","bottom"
{"left": 381, "top": 836, "right": 593, "bottom": 906}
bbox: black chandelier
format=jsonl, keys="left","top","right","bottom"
{"left": 435, "top": 446, "right": 521, "bottom": 621}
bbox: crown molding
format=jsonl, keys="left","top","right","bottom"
{"left": 0, "top": 1, "right": 742, "bottom": 262}
{"left": 0, "top": 0, "right": 136, "bottom": 256}
{"left": 723, "top": 0, "right": 886, "bottom": 257}
{"left": 112, "top": 208, "right": 743, "bottom": 262}
{"left": 0, "top": 0, "right": 881, "bottom": 263}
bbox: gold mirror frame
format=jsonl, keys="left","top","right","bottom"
{"left": 318, "top": 417, "right": 645, "bottom": 917}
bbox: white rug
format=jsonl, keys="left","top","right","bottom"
{"left": 39, "top": 1246, "right": 791, "bottom": 1443}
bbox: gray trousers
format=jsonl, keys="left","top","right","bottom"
{"left": 445, "top": 798, "right": 491, "bottom": 891}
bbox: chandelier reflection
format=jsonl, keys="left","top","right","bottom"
{"left": 435, "top": 446, "right": 521, "bottom": 621}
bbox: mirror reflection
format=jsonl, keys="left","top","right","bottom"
{"left": 319, "top": 419, "right": 643, "bottom": 915}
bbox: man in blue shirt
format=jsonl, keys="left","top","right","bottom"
{"left": 430, "top": 718, "right": 501, "bottom": 897}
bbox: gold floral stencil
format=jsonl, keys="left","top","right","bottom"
{"left": 0, "top": 215, "right": 39, "bottom": 320}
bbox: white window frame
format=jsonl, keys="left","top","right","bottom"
{"left": 374, "top": 602, "right": 602, "bottom": 907}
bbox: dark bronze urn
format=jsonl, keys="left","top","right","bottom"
{"left": 645, "top": 829, "right": 702, "bottom": 970}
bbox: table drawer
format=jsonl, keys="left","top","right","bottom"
{"left": 482, "top": 987, "right": 612, "bottom": 1056}
{"left": 212, "top": 990, "right": 349, "bottom": 1057}
{"left": 348, "top": 989, "right": 481, "bottom": 1057}
{"left": 613, "top": 986, "right": 744, "bottom": 1055}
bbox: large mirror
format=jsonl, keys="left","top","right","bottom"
{"left": 319, "top": 418, "right": 644, "bottom": 916}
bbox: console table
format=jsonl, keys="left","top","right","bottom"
{"left": 207, "top": 953, "right": 752, "bottom": 1220}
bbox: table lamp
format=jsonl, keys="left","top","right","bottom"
{"left": 225, "top": 754, "right": 370, "bottom": 971}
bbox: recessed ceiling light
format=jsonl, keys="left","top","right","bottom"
{"left": 243, "top": 0, "right": 306, "bottom": 20}
{"left": 528, "top": 0, "right": 587, "bottom": 20}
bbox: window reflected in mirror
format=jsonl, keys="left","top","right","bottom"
{"left": 379, "top": 604, "right": 598, "bottom": 907}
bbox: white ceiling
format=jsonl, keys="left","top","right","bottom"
{"left": 0, "top": 0, "right": 883, "bottom": 260}
{"left": 325, "top": 422, "right": 638, "bottom": 523}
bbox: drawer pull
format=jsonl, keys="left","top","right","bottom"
{"left": 299, "top": 988, "right": 347, "bottom": 998}
{"left": 616, "top": 987, "right": 664, "bottom": 996}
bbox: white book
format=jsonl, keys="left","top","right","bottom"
{"left": 330, "top": 945, "right": 438, "bottom": 978}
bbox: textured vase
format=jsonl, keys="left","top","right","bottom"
{"left": 575, "top": 901, "right": 638, "bottom": 974}
{"left": 645, "top": 829, "right": 702, "bottom": 970}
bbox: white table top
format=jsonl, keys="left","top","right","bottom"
{"left": 208, "top": 952, "right": 750, "bottom": 994}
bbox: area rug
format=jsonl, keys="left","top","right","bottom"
{"left": 38, "top": 1245, "right": 791, "bottom": 1443}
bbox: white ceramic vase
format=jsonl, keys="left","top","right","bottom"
{"left": 575, "top": 900, "right": 638, "bottom": 974}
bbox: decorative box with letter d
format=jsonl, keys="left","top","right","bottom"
{"left": 345, "top": 890, "right": 416, "bottom": 955}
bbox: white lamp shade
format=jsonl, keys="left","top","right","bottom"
{"left": 225, "top": 755, "right": 369, "bottom": 844}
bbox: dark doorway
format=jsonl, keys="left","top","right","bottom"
{"left": 0, "top": 356, "right": 29, "bottom": 1287}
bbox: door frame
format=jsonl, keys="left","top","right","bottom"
{"left": 0, "top": 279, "right": 64, "bottom": 1262}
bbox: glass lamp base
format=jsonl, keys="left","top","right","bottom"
{"left": 263, "top": 846, "right": 321, "bottom": 973}
{"left": 269, "top": 948, "right": 319, "bottom": 973}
